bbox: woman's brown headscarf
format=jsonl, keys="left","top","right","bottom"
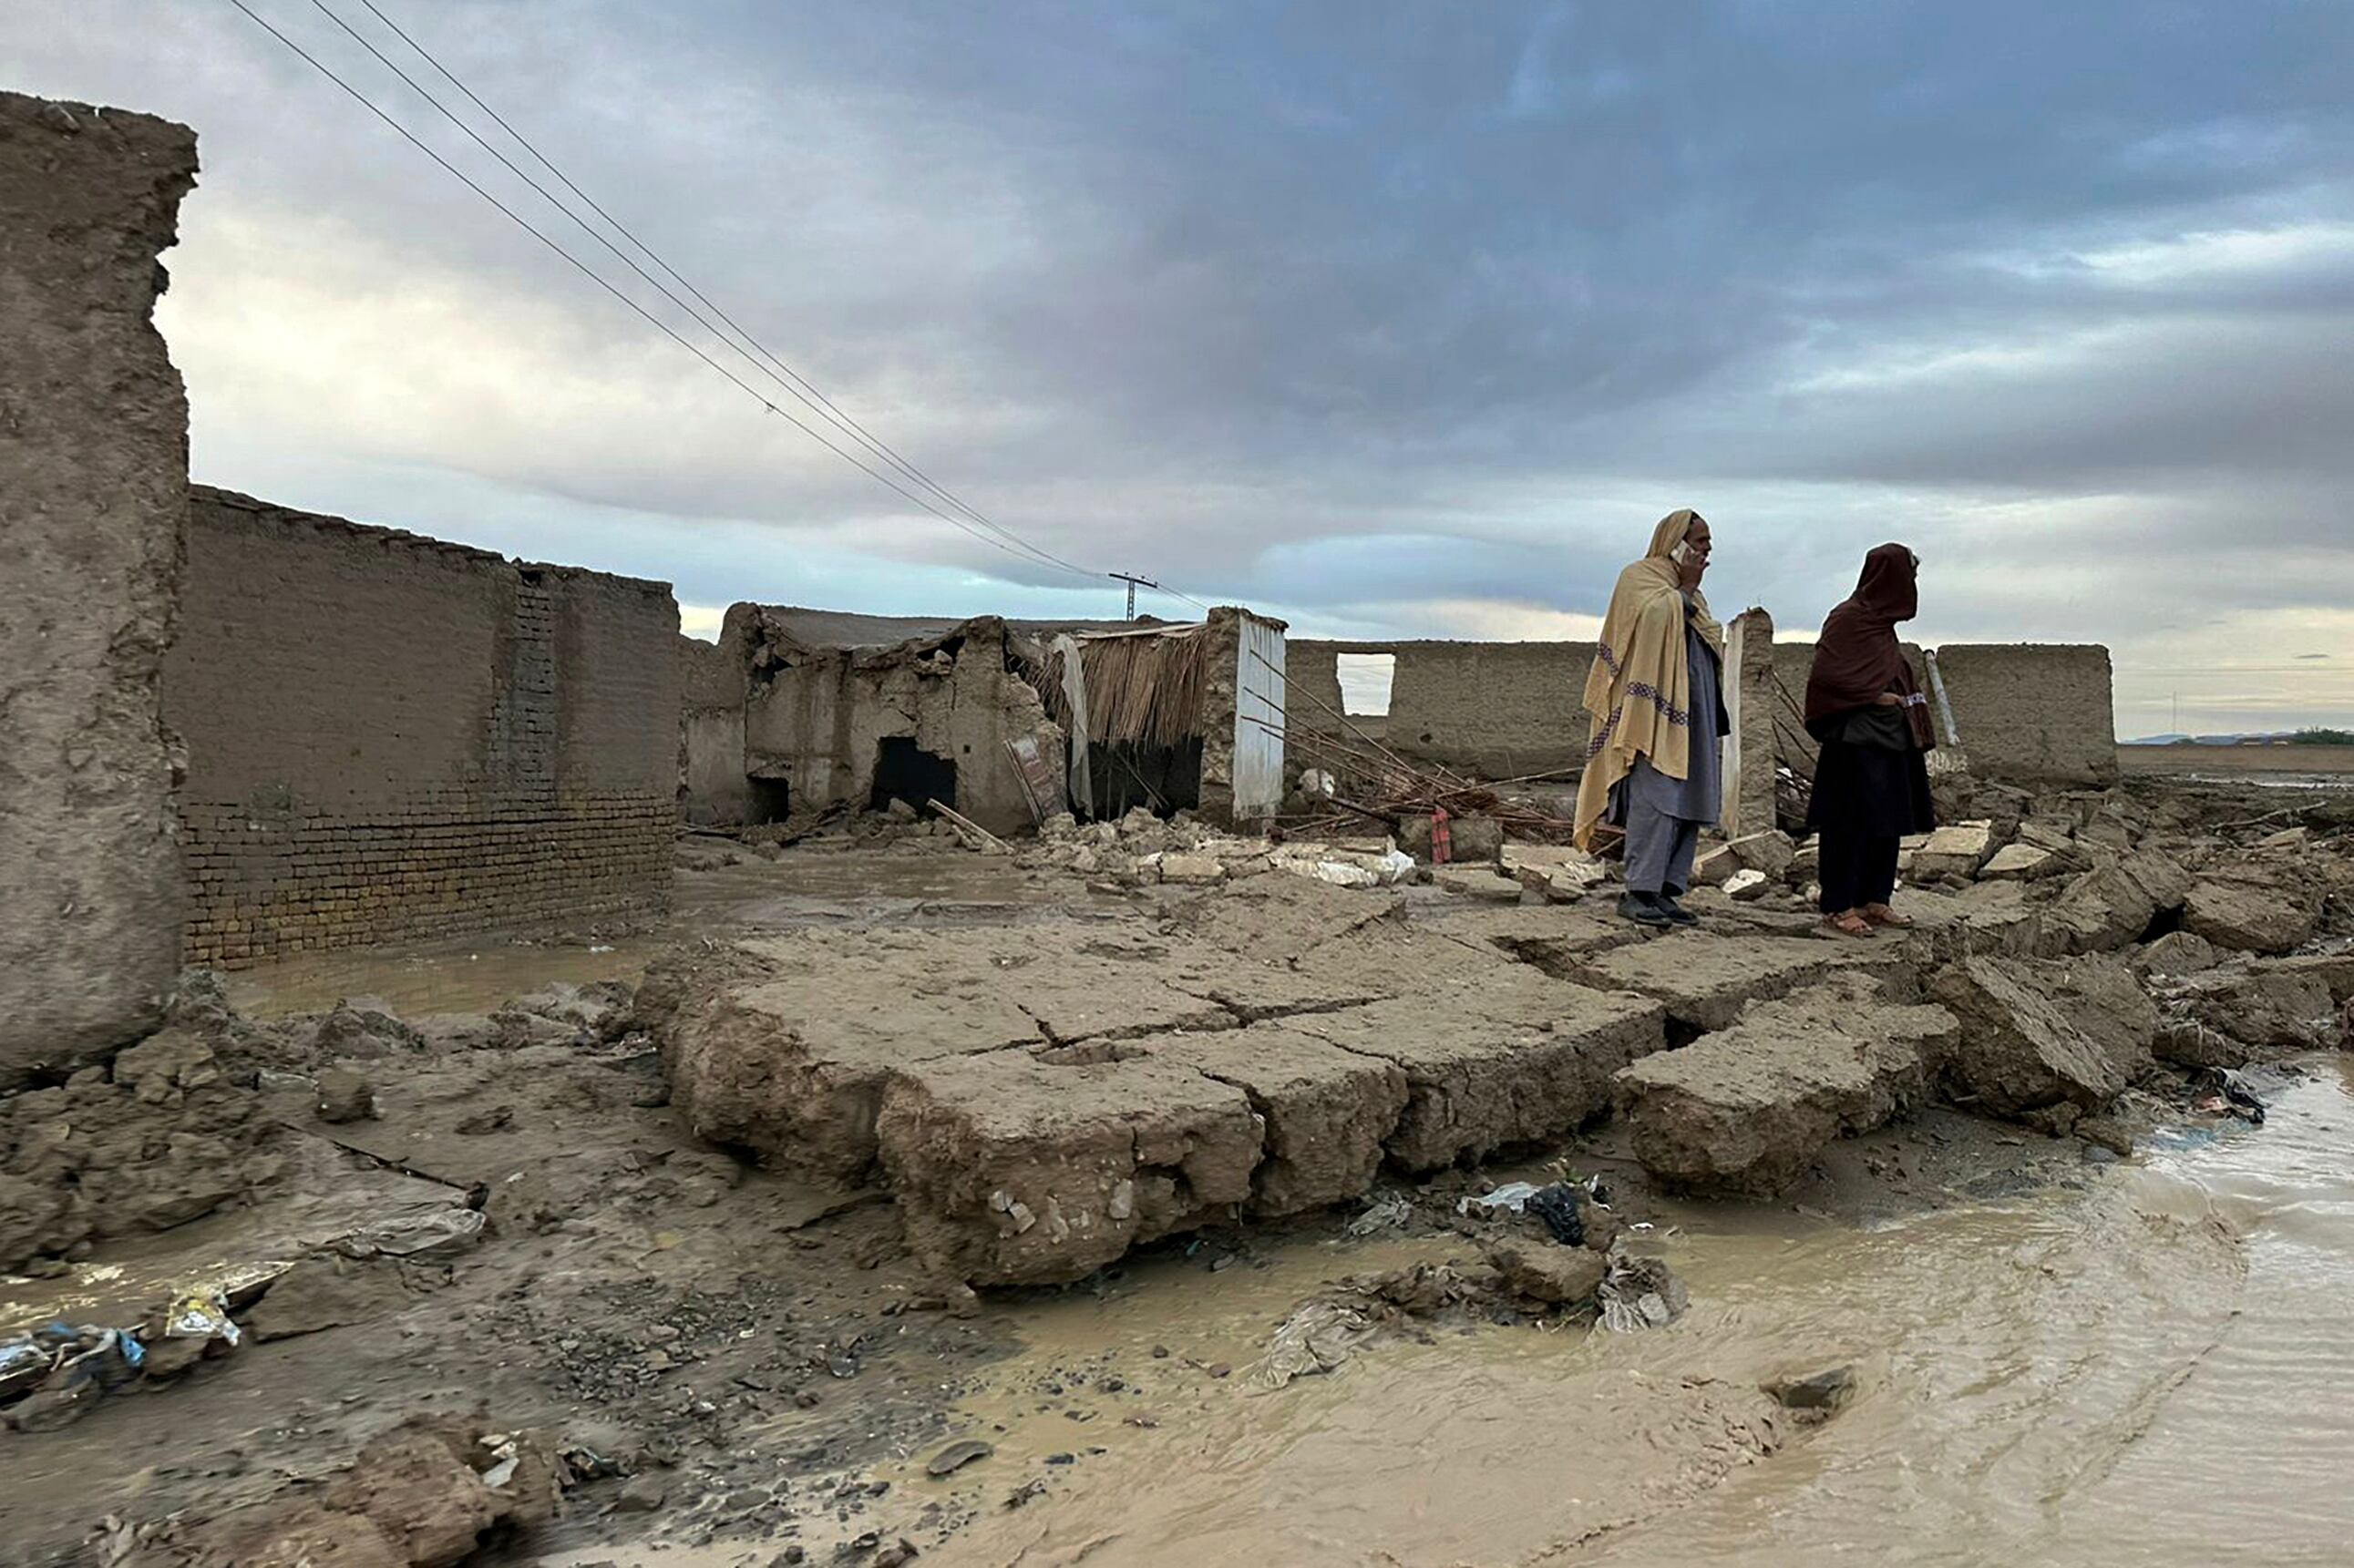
{"left": 1804, "top": 543, "right": 1935, "bottom": 749}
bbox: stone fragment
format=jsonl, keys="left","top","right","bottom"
{"left": 1979, "top": 843, "right": 2058, "bottom": 881}
{"left": 1910, "top": 821, "right": 1999, "bottom": 879}
{"left": 1142, "top": 1027, "right": 1408, "bottom": 1217}
{"left": 1614, "top": 975, "right": 1956, "bottom": 1194}
{"left": 315, "top": 1067, "right": 375, "bottom": 1123}
{"left": 1444, "top": 816, "right": 1505, "bottom": 863}
{"left": 2132, "top": 930, "right": 2220, "bottom": 980}
{"left": 1500, "top": 843, "right": 1609, "bottom": 897}
{"left": 1485, "top": 1239, "right": 1607, "bottom": 1307}
{"left": 1432, "top": 866, "right": 1525, "bottom": 902}
{"left": 245, "top": 1255, "right": 408, "bottom": 1342}
{"left": 1930, "top": 954, "right": 2157, "bottom": 1116}
{"left": 1156, "top": 853, "right": 1228, "bottom": 886}
{"left": 1723, "top": 869, "right": 1770, "bottom": 902}
{"left": 2183, "top": 871, "right": 2323, "bottom": 954}
{"left": 2044, "top": 850, "right": 2190, "bottom": 956}
{"left": 876, "top": 1050, "right": 1261, "bottom": 1286}
{"left": 323, "top": 1421, "right": 501, "bottom": 1567}
{"left": 2154, "top": 965, "right": 2336, "bottom": 1068}
{"left": 1765, "top": 1365, "right": 1857, "bottom": 1412}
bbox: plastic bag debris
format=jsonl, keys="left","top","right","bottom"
{"left": 1345, "top": 1194, "right": 1413, "bottom": 1237}
{"left": 1243, "top": 1300, "right": 1374, "bottom": 1391}
{"left": 1457, "top": 1181, "right": 1541, "bottom": 1219}
{"left": 337, "top": 1205, "right": 487, "bottom": 1261}
{"left": 1598, "top": 1256, "right": 1690, "bottom": 1334}
{"left": 165, "top": 1289, "right": 242, "bottom": 1347}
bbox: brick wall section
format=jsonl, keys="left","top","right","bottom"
{"left": 1289, "top": 639, "right": 1596, "bottom": 776}
{"left": 165, "top": 487, "right": 680, "bottom": 967}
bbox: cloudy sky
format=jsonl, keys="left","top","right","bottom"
{"left": 16, "top": 2, "right": 2353, "bottom": 735}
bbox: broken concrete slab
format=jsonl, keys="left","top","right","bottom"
{"left": 1500, "top": 843, "right": 1609, "bottom": 898}
{"left": 655, "top": 923, "right": 1239, "bottom": 1183}
{"left": 2131, "top": 930, "right": 2221, "bottom": 980}
{"left": 2043, "top": 850, "right": 2192, "bottom": 956}
{"left": 1142, "top": 1027, "right": 1410, "bottom": 1217}
{"left": 1416, "top": 901, "right": 1644, "bottom": 975}
{"left": 1930, "top": 954, "right": 2157, "bottom": 1115}
{"left": 1909, "top": 821, "right": 2001, "bottom": 880}
{"left": 875, "top": 1049, "right": 1262, "bottom": 1286}
{"left": 1567, "top": 932, "right": 1898, "bottom": 1031}
{"left": 2154, "top": 965, "right": 2337, "bottom": 1067}
{"left": 1979, "top": 843, "right": 2060, "bottom": 881}
{"left": 1291, "top": 975, "right": 1667, "bottom": 1171}
{"left": 1694, "top": 831, "right": 1797, "bottom": 885}
{"left": 1614, "top": 974, "right": 1958, "bottom": 1195}
{"left": 2183, "top": 871, "right": 2324, "bottom": 955}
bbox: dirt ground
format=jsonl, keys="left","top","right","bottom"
{"left": 3, "top": 784, "right": 2348, "bottom": 1567}
{"left": 2119, "top": 743, "right": 2354, "bottom": 777}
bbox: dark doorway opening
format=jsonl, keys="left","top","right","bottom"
{"left": 870, "top": 736, "right": 957, "bottom": 814}
{"left": 1086, "top": 737, "right": 1202, "bottom": 819}
{"left": 745, "top": 774, "right": 792, "bottom": 825}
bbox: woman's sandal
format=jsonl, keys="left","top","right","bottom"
{"left": 1821, "top": 911, "right": 1877, "bottom": 939}
{"left": 1862, "top": 903, "right": 1915, "bottom": 928}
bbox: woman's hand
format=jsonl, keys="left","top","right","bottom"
{"left": 1873, "top": 692, "right": 1905, "bottom": 707}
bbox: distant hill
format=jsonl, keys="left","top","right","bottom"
{"left": 2124, "top": 729, "right": 2353, "bottom": 746}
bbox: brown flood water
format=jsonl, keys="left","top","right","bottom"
{"left": 541, "top": 1060, "right": 2354, "bottom": 1568}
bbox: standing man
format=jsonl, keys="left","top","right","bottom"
{"left": 1572, "top": 509, "right": 1730, "bottom": 927}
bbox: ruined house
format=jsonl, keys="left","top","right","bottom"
{"left": 681, "top": 604, "right": 1288, "bottom": 835}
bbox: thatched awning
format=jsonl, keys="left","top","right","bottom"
{"left": 1017, "top": 623, "right": 1210, "bottom": 749}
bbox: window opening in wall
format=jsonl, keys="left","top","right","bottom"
{"left": 745, "top": 775, "right": 792, "bottom": 825}
{"left": 1336, "top": 652, "right": 1396, "bottom": 716}
{"left": 869, "top": 736, "right": 957, "bottom": 814}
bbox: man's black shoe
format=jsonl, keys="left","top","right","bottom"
{"left": 1617, "top": 891, "right": 1674, "bottom": 927}
{"left": 1655, "top": 892, "right": 1700, "bottom": 927}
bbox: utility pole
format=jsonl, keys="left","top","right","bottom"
{"left": 1109, "top": 571, "right": 1158, "bottom": 620}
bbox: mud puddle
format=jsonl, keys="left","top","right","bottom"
{"left": 562, "top": 1064, "right": 2354, "bottom": 1568}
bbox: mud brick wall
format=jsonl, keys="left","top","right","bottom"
{"left": 1287, "top": 640, "right": 1597, "bottom": 776}
{"left": 1927, "top": 643, "right": 2119, "bottom": 784}
{"left": 165, "top": 488, "right": 681, "bottom": 967}
{"left": 0, "top": 95, "right": 199, "bottom": 1087}
{"left": 678, "top": 612, "right": 753, "bottom": 826}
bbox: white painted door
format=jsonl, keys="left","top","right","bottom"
{"left": 1233, "top": 617, "right": 1287, "bottom": 818}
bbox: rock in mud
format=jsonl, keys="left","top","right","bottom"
{"left": 245, "top": 1255, "right": 410, "bottom": 1342}
{"left": 1614, "top": 975, "right": 1958, "bottom": 1195}
{"left": 2183, "top": 869, "right": 2322, "bottom": 954}
{"left": 1979, "top": 843, "right": 2060, "bottom": 881}
{"left": 315, "top": 1067, "right": 375, "bottom": 1123}
{"left": 1930, "top": 954, "right": 2158, "bottom": 1116}
{"left": 1764, "top": 1365, "right": 1857, "bottom": 1412}
{"left": 322, "top": 1419, "right": 502, "bottom": 1566}
{"left": 1140, "top": 1027, "right": 1408, "bottom": 1216}
{"left": 1484, "top": 1238, "right": 1606, "bottom": 1307}
{"left": 313, "top": 999, "right": 426, "bottom": 1061}
{"left": 876, "top": 1050, "right": 1262, "bottom": 1286}
{"left": 927, "top": 1440, "right": 995, "bottom": 1477}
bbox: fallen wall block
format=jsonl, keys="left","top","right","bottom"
{"left": 1930, "top": 954, "right": 2157, "bottom": 1116}
{"left": 876, "top": 1050, "right": 1264, "bottom": 1286}
{"left": 1142, "top": 1028, "right": 1410, "bottom": 1217}
{"left": 1614, "top": 974, "right": 1958, "bottom": 1195}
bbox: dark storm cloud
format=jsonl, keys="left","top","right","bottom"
{"left": 8, "top": 1, "right": 2351, "bottom": 725}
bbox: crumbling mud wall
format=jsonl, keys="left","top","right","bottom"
{"left": 1288, "top": 640, "right": 1597, "bottom": 776}
{"left": 1931, "top": 644, "right": 2119, "bottom": 784}
{"left": 739, "top": 612, "right": 1064, "bottom": 836}
{"left": 1300, "top": 632, "right": 2116, "bottom": 792}
{"left": 164, "top": 488, "right": 680, "bottom": 966}
{"left": 678, "top": 615, "right": 753, "bottom": 826}
{"left": 0, "top": 94, "right": 198, "bottom": 1086}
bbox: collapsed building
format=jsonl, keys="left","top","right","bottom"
{"left": 680, "top": 604, "right": 1289, "bottom": 835}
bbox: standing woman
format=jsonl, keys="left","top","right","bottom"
{"left": 1804, "top": 544, "right": 1936, "bottom": 938}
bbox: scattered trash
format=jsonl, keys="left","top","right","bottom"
{"left": 1457, "top": 1181, "right": 1541, "bottom": 1219}
{"left": 1598, "top": 1255, "right": 1690, "bottom": 1333}
{"left": 2199, "top": 1066, "right": 2267, "bottom": 1125}
{"left": 336, "top": 1206, "right": 487, "bottom": 1262}
{"left": 165, "top": 1289, "right": 242, "bottom": 1347}
{"left": 1243, "top": 1300, "right": 1375, "bottom": 1391}
{"left": 1344, "top": 1194, "right": 1413, "bottom": 1237}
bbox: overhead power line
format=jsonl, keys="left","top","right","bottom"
{"left": 226, "top": 0, "right": 1218, "bottom": 614}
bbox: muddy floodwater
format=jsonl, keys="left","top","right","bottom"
{"left": 561, "top": 1057, "right": 2351, "bottom": 1568}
